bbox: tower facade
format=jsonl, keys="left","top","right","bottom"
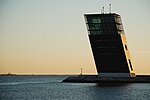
{"left": 84, "top": 13, "right": 136, "bottom": 77}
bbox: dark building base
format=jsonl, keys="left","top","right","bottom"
{"left": 62, "top": 75, "right": 150, "bottom": 83}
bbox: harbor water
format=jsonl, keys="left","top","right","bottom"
{"left": 0, "top": 75, "right": 150, "bottom": 100}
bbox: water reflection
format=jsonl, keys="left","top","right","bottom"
{"left": 96, "top": 82, "right": 131, "bottom": 87}
{"left": 89, "top": 83, "right": 134, "bottom": 100}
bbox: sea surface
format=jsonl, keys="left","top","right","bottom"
{"left": 0, "top": 75, "right": 150, "bottom": 100}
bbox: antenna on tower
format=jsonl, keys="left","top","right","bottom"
{"left": 109, "top": 4, "right": 111, "bottom": 13}
{"left": 101, "top": 8, "right": 103, "bottom": 14}
{"left": 102, "top": 7, "right": 104, "bottom": 14}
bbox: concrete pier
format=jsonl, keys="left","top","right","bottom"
{"left": 62, "top": 75, "right": 150, "bottom": 83}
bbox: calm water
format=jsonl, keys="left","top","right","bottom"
{"left": 0, "top": 75, "right": 150, "bottom": 100}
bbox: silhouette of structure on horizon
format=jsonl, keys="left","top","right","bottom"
{"left": 84, "top": 12, "right": 136, "bottom": 77}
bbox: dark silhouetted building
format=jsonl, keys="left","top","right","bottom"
{"left": 84, "top": 13, "right": 136, "bottom": 77}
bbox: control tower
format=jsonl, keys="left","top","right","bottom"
{"left": 84, "top": 13, "right": 136, "bottom": 77}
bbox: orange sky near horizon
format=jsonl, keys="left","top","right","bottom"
{"left": 0, "top": 0, "right": 150, "bottom": 75}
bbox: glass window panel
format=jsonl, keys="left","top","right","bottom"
{"left": 87, "top": 23, "right": 101, "bottom": 31}
{"left": 91, "top": 18, "right": 101, "bottom": 23}
{"left": 89, "top": 30, "right": 103, "bottom": 35}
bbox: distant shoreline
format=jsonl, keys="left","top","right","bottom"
{"left": 0, "top": 74, "right": 77, "bottom": 76}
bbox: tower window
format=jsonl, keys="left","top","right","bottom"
{"left": 128, "top": 59, "right": 133, "bottom": 71}
{"left": 125, "top": 45, "right": 128, "bottom": 50}
{"left": 92, "top": 18, "right": 101, "bottom": 23}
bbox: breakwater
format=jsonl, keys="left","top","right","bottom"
{"left": 62, "top": 75, "right": 150, "bottom": 83}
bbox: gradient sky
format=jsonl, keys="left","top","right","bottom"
{"left": 0, "top": 0, "right": 150, "bottom": 75}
